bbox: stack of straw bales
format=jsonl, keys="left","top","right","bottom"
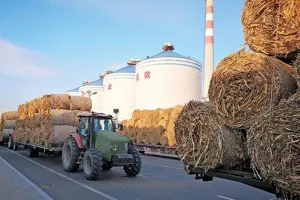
{"left": 0, "top": 111, "right": 18, "bottom": 142}
{"left": 175, "top": 0, "right": 300, "bottom": 197}
{"left": 14, "top": 94, "right": 92, "bottom": 145}
{"left": 119, "top": 105, "right": 183, "bottom": 146}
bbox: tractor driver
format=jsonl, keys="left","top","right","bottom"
{"left": 94, "top": 119, "right": 102, "bottom": 132}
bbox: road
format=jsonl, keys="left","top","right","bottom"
{"left": 0, "top": 146, "right": 277, "bottom": 200}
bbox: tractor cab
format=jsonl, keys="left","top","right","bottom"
{"left": 62, "top": 112, "right": 142, "bottom": 180}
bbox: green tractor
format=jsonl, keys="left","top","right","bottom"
{"left": 61, "top": 112, "right": 142, "bottom": 180}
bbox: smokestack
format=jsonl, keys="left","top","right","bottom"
{"left": 203, "top": 0, "right": 214, "bottom": 101}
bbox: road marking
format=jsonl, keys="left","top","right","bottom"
{"left": 268, "top": 198, "right": 277, "bottom": 200}
{"left": 143, "top": 161, "right": 183, "bottom": 170}
{"left": 217, "top": 195, "right": 236, "bottom": 200}
{"left": 138, "top": 174, "right": 147, "bottom": 178}
{"left": 7, "top": 149, "right": 118, "bottom": 200}
{"left": 0, "top": 156, "right": 53, "bottom": 200}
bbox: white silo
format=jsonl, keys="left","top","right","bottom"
{"left": 135, "top": 42, "right": 202, "bottom": 110}
{"left": 66, "top": 86, "right": 80, "bottom": 96}
{"left": 79, "top": 76, "right": 104, "bottom": 112}
{"left": 102, "top": 61, "right": 137, "bottom": 121}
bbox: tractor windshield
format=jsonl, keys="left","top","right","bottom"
{"left": 94, "top": 118, "right": 114, "bottom": 132}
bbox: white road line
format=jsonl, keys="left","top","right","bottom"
{"left": 7, "top": 149, "right": 118, "bottom": 200}
{"left": 217, "top": 195, "right": 236, "bottom": 200}
{"left": 0, "top": 156, "right": 53, "bottom": 200}
{"left": 268, "top": 198, "right": 277, "bottom": 200}
{"left": 137, "top": 174, "right": 147, "bottom": 178}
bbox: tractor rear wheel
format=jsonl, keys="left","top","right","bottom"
{"left": 123, "top": 145, "right": 142, "bottom": 177}
{"left": 83, "top": 148, "right": 102, "bottom": 180}
{"left": 62, "top": 136, "right": 81, "bottom": 172}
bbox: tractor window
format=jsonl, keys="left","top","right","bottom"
{"left": 94, "top": 118, "right": 113, "bottom": 132}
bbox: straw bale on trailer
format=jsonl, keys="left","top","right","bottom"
{"left": 241, "top": 0, "right": 300, "bottom": 59}
{"left": 120, "top": 106, "right": 181, "bottom": 146}
{"left": 208, "top": 50, "right": 297, "bottom": 129}
{"left": 14, "top": 94, "right": 92, "bottom": 145}
{"left": 293, "top": 55, "right": 300, "bottom": 87}
{"left": 247, "top": 92, "right": 300, "bottom": 197}
{"left": 175, "top": 101, "right": 248, "bottom": 172}
{"left": 1, "top": 111, "right": 18, "bottom": 121}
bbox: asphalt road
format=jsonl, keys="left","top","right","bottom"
{"left": 0, "top": 146, "right": 278, "bottom": 200}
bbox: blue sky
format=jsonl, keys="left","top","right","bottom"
{"left": 0, "top": 0, "right": 245, "bottom": 113}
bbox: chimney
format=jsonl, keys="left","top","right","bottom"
{"left": 203, "top": 0, "right": 214, "bottom": 100}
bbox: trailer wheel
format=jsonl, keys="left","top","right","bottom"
{"left": 62, "top": 136, "right": 81, "bottom": 172}
{"left": 83, "top": 148, "right": 102, "bottom": 180}
{"left": 27, "top": 146, "right": 39, "bottom": 157}
{"left": 7, "top": 136, "right": 13, "bottom": 149}
{"left": 123, "top": 145, "right": 142, "bottom": 177}
{"left": 13, "top": 142, "right": 18, "bottom": 151}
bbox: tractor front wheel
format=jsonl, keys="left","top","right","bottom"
{"left": 62, "top": 136, "right": 81, "bottom": 172}
{"left": 83, "top": 149, "right": 102, "bottom": 180}
{"left": 123, "top": 145, "right": 142, "bottom": 177}
{"left": 27, "top": 146, "right": 39, "bottom": 157}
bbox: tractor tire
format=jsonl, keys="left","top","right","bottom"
{"left": 7, "top": 136, "right": 13, "bottom": 149}
{"left": 27, "top": 146, "right": 39, "bottom": 157}
{"left": 62, "top": 136, "right": 81, "bottom": 172}
{"left": 102, "top": 163, "right": 113, "bottom": 170}
{"left": 123, "top": 145, "right": 142, "bottom": 177}
{"left": 83, "top": 148, "right": 102, "bottom": 180}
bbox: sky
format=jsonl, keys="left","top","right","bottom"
{"left": 0, "top": 0, "right": 245, "bottom": 113}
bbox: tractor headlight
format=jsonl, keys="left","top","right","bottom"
{"left": 125, "top": 142, "right": 128, "bottom": 151}
{"left": 111, "top": 142, "right": 118, "bottom": 151}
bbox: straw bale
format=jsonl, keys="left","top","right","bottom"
{"left": 70, "top": 96, "right": 92, "bottom": 111}
{"left": 241, "top": 0, "right": 300, "bottom": 59}
{"left": 209, "top": 50, "right": 297, "bottom": 129}
{"left": 247, "top": 91, "right": 300, "bottom": 197}
{"left": 3, "top": 120, "right": 16, "bottom": 129}
{"left": 166, "top": 105, "right": 183, "bottom": 146}
{"left": 175, "top": 101, "right": 248, "bottom": 172}
{"left": 1, "top": 111, "right": 18, "bottom": 121}
{"left": 294, "top": 54, "right": 300, "bottom": 87}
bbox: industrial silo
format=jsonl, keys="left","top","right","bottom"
{"left": 135, "top": 42, "right": 203, "bottom": 110}
{"left": 103, "top": 60, "right": 140, "bottom": 121}
{"left": 66, "top": 86, "right": 80, "bottom": 96}
{"left": 79, "top": 76, "right": 104, "bottom": 112}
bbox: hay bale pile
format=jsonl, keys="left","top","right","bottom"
{"left": 175, "top": 101, "right": 248, "bottom": 171}
{"left": 0, "top": 111, "right": 18, "bottom": 141}
{"left": 14, "top": 94, "right": 92, "bottom": 145}
{"left": 119, "top": 105, "right": 183, "bottom": 146}
{"left": 242, "top": 0, "right": 300, "bottom": 60}
{"left": 247, "top": 92, "right": 300, "bottom": 197}
{"left": 174, "top": 0, "right": 300, "bottom": 196}
{"left": 209, "top": 50, "right": 297, "bottom": 129}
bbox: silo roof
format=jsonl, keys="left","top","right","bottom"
{"left": 87, "top": 78, "right": 103, "bottom": 86}
{"left": 114, "top": 65, "right": 135, "bottom": 73}
{"left": 150, "top": 50, "right": 189, "bottom": 59}
{"left": 68, "top": 86, "right": 80, "bottom": 92}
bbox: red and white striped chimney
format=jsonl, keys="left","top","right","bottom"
{"left": 203, "top": 0, "right": 214, "bottom": 101}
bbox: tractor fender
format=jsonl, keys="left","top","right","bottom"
{"left": 71, "top": 133, "right": 83, "bottom": 149}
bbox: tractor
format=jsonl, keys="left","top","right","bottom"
{"left": 61, "top": 111, "right": 142, "bottom": 180}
